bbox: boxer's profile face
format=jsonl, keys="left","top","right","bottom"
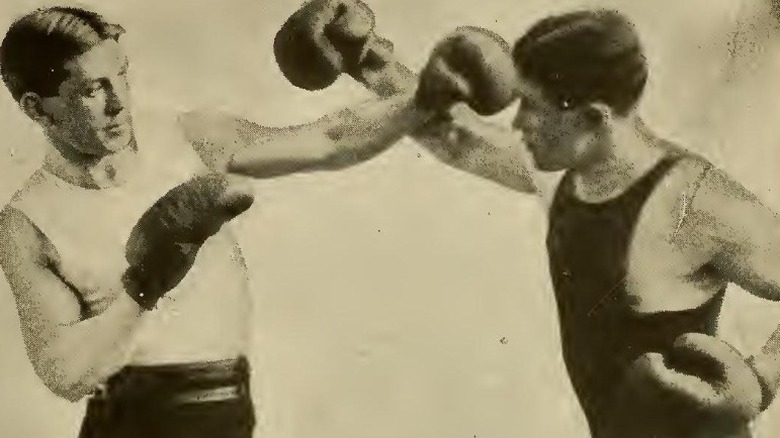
{"left": 512, "top": 78, "right": 604, "bottom": 172}
{"left": 37, "top": 38, "right": 134, "bottom": 157}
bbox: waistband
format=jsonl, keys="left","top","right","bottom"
{"left": 92, "top": 356, "right": 251, "bottom": 406}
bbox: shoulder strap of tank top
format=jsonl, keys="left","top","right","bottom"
{"left": 551, "top": 154, "right": 683, "bottom": 209}
{"left": 620, "top": 154, "right": 683, "bottom": 208}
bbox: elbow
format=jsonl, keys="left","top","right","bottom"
{"left": 33, "top": 358, "right": 92, "bottom": 402}
{"left": 49, "top": 382, "right": 89, "bottom": 403}
{"left": 41, "top": 374, "right": 91, "bottom": 402}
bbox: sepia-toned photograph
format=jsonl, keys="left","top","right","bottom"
{"left": 1, "top": 0, "right": 780, "bottom": 437}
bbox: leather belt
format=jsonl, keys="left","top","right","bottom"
{"left": 91, "top": 356, "right": 251, "bottom": 406}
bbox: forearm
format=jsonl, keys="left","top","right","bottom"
{"left": 319, "top": 89, "right": 427, "bottom": 168}
{"left": 353, "top": 48, "right": 418, "bottom": 97}
{"left": 410, "top": 105, "right": 538, "bottom": 193}
{"left": 36, "top": 281, "right": 144, "bottom": 401}
{"left": 354, "top": 49, "right": 538, "bottom": 193}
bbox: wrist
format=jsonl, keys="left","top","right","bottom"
{"left": 121, "top": 266, "right": 161, "bottom": 311}
{"left": 352, "top": 39, "right": 417, "bottom": 97}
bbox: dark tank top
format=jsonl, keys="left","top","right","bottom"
{"left": 546, "top": 155, "right": 727, "bottom": 437}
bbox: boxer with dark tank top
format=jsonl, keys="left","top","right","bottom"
{"left": 230, "top": 3, "right": 780, "bottom": 436}
{"left": 547, "top": 153, "right": 744, "bottom": 437}
{"left": 406, "top": 8, "right": 780, "bottom": 438}
{"left": 269, "top": 4, "right": 780, "bottom": 435}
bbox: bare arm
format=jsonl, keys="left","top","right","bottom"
{"left": 183, "top": 45, "right": 541, "bottom": 194}
{"left": 686, "top": 168, "right": 780, "bottom": 406}
{"left": 0, "top": 207, "right": 144, "bottom": 402}
{"left": 359, "top": 38, "right": 541, "bottom": 195}
{"left": 179, "top": 47, "right": 423, "bottom": 177}
{"left": 181, "top": 88, "right": 427, "bottom": 178}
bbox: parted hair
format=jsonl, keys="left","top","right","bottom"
{"left": 0, "top": 6, "right": 124, "bottom": 101}
{"left": 513, "top": 9, "right": 648, "bottom": 115}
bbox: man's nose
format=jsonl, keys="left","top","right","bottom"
{"left": 511, "top": 107, "right": 529, "bottom": 132}
{"left": 105, "top": 81, "right": 127, "bottom": 117}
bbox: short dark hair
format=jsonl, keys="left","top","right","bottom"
{"left": 0, "top": 6, "right": 124, "bottom": 101}
{"left": 513, "top": 9, "right": 647, "bottom": 115}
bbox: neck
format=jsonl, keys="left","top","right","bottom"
{"left": 43, "top": 136, "right": 139, "bottom": 189}
{"left": 573, "top": 116, "right": 667, "bottom": 202}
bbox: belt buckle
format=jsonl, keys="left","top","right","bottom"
{"left": 170, "top": 384, "right": 245, "bottom": 404}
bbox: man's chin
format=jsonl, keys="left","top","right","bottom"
{"left": 532, "top": 157, "right": 565, "bottom": 173}
{"left": 104, "top": 133, "right": 134, "bottom": 154}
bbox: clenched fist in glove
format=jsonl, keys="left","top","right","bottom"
{"left": 610, "top": 333, "right": 767, "bottom": 437}
{"left": 124, "top": 174, "right": 254, "bottom": 310}
{"left": 274, "top": 0, "right": 387, "bottom": 91}
{"left": 416, "top": 26, "right": 518, "bottom": 116}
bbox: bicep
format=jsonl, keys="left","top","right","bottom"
{"left": 715, "top": 215, "right": 780, "bottom": 301}
{"left": 697, "top": 171, "right": 780, "bottom": 301}
{"left": 0, "top": 209, "right": 82, "bottom": 347}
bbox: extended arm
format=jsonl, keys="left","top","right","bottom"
{"left": 180, "top": 87, "right": 426, "bottom": 179}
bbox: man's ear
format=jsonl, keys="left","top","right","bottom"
{"left": 19, "top": 92, "right": 55, "bottom": 128}
{"left": 581, "top": 102, "right": 614, "bottom": 129}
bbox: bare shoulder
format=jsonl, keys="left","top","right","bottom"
{"left": 681, "top": 157, "right": 765, "bottom": 216}
{"left": 670, "top": 154, "right": 775, "bottom": 251}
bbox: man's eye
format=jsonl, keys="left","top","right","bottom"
{"left": 84, "top": 85, "right": 102, "bottom": 96}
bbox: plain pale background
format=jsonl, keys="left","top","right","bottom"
{"left": 2, "top": 0, "right": 780, "bottom": 436}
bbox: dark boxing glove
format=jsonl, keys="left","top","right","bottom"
{"left": 274, "top": 0, "right": 377, "bottom": 91}
{"left": 123, "top": 174, "right": 254, "bottom": 310}
{"left": 415, "top": 26, "right": 518, "bottom": 116}
{"left": 614, "top": 333, "right": 764, "bottom": 436}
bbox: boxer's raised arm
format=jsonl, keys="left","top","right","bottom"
{"left": 0, "top": 207, "right": 143, "bottom": 402}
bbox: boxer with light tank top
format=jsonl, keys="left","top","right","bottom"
{"left": 0, "top": 6, "right": 422, "bottom": 438}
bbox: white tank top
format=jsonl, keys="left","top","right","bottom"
{"left": 9, "top": 109, "right": 252, "bottom": 364}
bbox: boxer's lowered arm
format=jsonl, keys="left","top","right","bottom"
{"left": 684, "top": 167, "right": 780, "bottom": 411}
{"left": 0, "top": 207, "right": 144, "bottom": 402}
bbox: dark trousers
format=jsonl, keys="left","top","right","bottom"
{"left": 78, "top": 357, "right": 256, "bottom": 438}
